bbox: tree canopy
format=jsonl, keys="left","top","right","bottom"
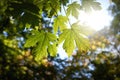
{"left": 0, "top": 0, "right": 101, "bottom": 61}
{"left": 0, "top": 0, "right": 120, "bottom": 80}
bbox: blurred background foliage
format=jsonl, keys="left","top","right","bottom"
{"left": 0, "top": 0, "right": 120, "bottom": 80}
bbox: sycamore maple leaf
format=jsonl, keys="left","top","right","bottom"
{"left": 67, "top": 1, "right": 81, "bottom": 19}
{"left": 59, "top": 22, "right": 90, "bottom": 56}
{"left": 81, "top": 0, "right": 101, "bottom": 12}
{"left": 53, "top": 15, "right": 68, "bottom": 34}
{"left": 24, "top": 30, "right": 57, "bottom": 61}
{"left": 48, "top": 43, "right": 57, "bottom": 57}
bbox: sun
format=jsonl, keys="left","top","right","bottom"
{"left": 78, "top": 10, "right": 112, "bottom": 31}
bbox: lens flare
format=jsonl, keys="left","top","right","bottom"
{"left": 78, "top": 10, "right": 112, "bottom": 31}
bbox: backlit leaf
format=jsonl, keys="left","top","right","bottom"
{"left": 24, "top": 30, "right": 57, "bottom": 61}
{"left": 48, "top": 43, "right": 57, "bottom": 57}
{"left": 24, "top": 30, "right": 41, "bottom": 47}
{"left": 63, "top": 30, "right": 75, "bottom": 56}
{"left": 53, "top": 15, "right": 68, "bottom": 33}
{"left": 59, "top": 22, "right": 90, "bottom": 56}
{"left": 67, "top": 1, "right": 81, "bottom": 19}
{"left": 81, "top": 0, "right": 101, "bottom": 13}
{"left": 6, "top": 2, "right": 40, "bottom": 26}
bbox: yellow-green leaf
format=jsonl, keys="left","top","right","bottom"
{"left": 67, "top": 1, "right": 80, "bottom": 19}
{"left": 59, "top": 22, "right": 90, "bottom": 56}
{"left": 24, "top": 30, "right": 57, "bottom": 61}
{"left": 48, "top": 43, "right": 57, "bottom": 57}
{"left": 24, "top": 30, "right": 42, "bottom": 47}
{"left": 82, "top": 0, "right": 101, "bottom": 13}
{"left": 53, "top": 15, "right": 68, "bottom": 33}
{"left": 63, "top": 30, "right": 75, "bottom": 56}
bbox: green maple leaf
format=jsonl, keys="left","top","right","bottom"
{"left": 24, "top": 30, "right": 57, "bottom": 61}
{"left": 63, "top": 30, "right": 75, "bottom": 56}
{"left": 24, "top": 30, "right": 42, "bottom": 47}
{"left": 67, "top": 1, "right": 81, "bottom": 19}
{"left": 53, "top": 15, "right": 68, "bottom": 33}
{"left": 82, "top": 0, "right": 101, "bottom": 12}
{"left": 48, "top": 43, "right": 57, "bottom": 57}
{"left": 7, "top": 2, "right": 40, "bottom": 26}
{"left": 59, "top": 22, "right": 90, "bottom": 56}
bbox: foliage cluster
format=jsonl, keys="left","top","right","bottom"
{"left": 0, "top": 0, "right": 120, "bottom": 80}
{"left": 0, "top": 0, "right": 101, "bottom": 61}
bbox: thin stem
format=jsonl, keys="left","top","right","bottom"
{"left": 50, "top": 3, "right": 58, "bottom": 17}
{"left": 62, "top": 4, "right": 72, "bottom": 27}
